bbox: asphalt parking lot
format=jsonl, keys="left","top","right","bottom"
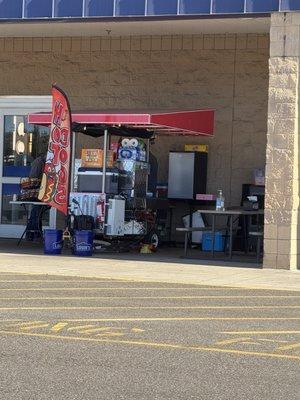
{"left": 0, "top": 272, "right": 299, "bottom": 400}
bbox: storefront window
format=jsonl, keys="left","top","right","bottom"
{"left": 1, "top": 183, "right": 50, "bottom": 225}
{"left": 147, "top": 0, "right": 178, "bottom": 15}
{"left": 115, "top": 0, "right": 145, "bottom": 16}
{"left": 85, "top": 0, "right": 114, "bottom": 16}
{"left": 3, "top": 116, "right": 49, "bottom": 178}
{"left": 281, "top": 0, "right": 300, "bottom": 10}
{"left": 212, "top": 0, "right": 244, "bottom": 13}
{"left": 246, "top": 0, "right": 279, "bottom": 12}
{"left": 1, "top": 184, "right": 26, "bottom": 225}
{"left": 179, "top": 0, "right": 211, "bottom": 14}
{"left": 0, "top": 0, "right": 23, "bottom": 19}
{"left": 24, "top": 0, "right": 52, "bottom": 18}
{"left": 54, "top": 0, "right": 83, "bottom": 17}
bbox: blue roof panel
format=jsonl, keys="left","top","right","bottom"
{"left": 0, "top": 0, "right": 22, "bottom": 19}
{"left": 1, "top": 0, "right": 300, "bottom": 20}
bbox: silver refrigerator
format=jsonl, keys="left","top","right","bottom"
{"left": 167, "top": 152, "right": 207, "bottom": 199}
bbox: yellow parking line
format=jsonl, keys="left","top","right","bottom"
{"left": 277, "top": 342, "right": 300, "bottom": 351}
{"left": 67, "top": 325, "right": 95, "bottom": 332}
{"left": 0, "top": 330, "right": 299, "bottom": 361}
{"left": 20, "top": 324, "right": 50, "bottom": 331}
{"left": 0, "top": 305, "right": 299, "bottom": 311}
{"left": 0, "top": 280, "right": 125, "bottom": 283}
{"left": 6, "top": 321, "right": 45, "bottom": 327}
{"left": 50, "top": 317, "right": 300, "bottom": 322}
{"left": 214, "top": 337, "right": 251, "bottom": 346}
{"left": 80, "top": 327, "right": 123, "bottom": 334}
{"left": 222, "top": 330, "right": 300, "bottom": 335}
{"left": 50, "top": 323, "right": 68, "bottom": 333}
{"left": 0, "top": 295, "right": 298, "bottom": 300}
{"left": 0, "top": 287, "right": 291, "bottom": 291}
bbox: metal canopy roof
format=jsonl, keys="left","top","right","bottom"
{"left": 28, "top": 109, "right": 215, "bottom": 137}
{"left": 0, "top": 0, "right": 298, "bottom": 21}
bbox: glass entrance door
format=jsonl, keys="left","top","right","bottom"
{"left": 0, "top": 97, "right": 55, "bottom": 238}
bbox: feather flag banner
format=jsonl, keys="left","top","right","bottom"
{"left": 38, "top": 85, "right": 72, "bottom": 215}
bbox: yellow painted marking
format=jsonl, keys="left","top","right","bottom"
{"left": 240, "top": 341, "right": 264, "bottom": 346}
{"left": 49, "top": 317, "right": 300, "bottom": 322}
{"left": 259, "top": 339, "right": 289, "bottom": 343}
{"left": 20, "top": 324, "right": 49, "bottom": 331}
{"left": 0, "top": 330, "right": 299, "bottom": 361}
{"left": 0, "top": 280, "right": 125, "bottom": 284}
{"left": 6, "top": 321, "right": 45, "bottom": 328}
{"left": 67, "top": 325, "right": 96, "bottom": 332}
{"left": 50, "top": 323, "right": 68, "bottom": 333}
{"left": 0, "top": 305, "right": 298, "bottom": 311}
{"left": 79, "top": 327, "right": 124, "bottom": 335}
{"left": 0, "top": 287, "right": 293, "bottom": 292}
{"left": 222, "top": 330, "right": 300, "bottom": 335}
{"left": 96, "top": 332, "right": 124, "bottom": 338}
{"left": 277, "top": 342, "right": 300, "bottom": 351}
{"left": 0, "top": 295, "right": 299, "bottom": 300}
{"left": 214, "top": 337, "right": 251, "bottom": 346}
{"left": 131, "top": 328, "right": 145, "bottom": 333}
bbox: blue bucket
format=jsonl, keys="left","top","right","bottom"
{"left": 44, "top": 229, "right": 63, "bottom": 255}
{"left": 73, "top": 230, "right": 93, "bottom": 257}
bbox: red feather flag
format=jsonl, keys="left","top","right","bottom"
{"left": 38, "top": 85, "right": 72, "bottom": 215}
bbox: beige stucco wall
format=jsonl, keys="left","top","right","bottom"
{"left": 0, "top": 34, "right": 269, "bottom": 206}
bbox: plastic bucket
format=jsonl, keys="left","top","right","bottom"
{"left": 43, "top": 229, "right": 63, "bottom": 255}
{"left": 73, "top": 230, "right": 93, "bottom": 257}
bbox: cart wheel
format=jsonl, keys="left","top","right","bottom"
{"left": 148, "top": 231, "right": 160, "bottom": 249}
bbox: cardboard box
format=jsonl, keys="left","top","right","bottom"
{"left": 81, "top": 149, "right": 115, "bottom": 168}
{"left": 184, "top": 144, "right": 208, "bottom": 153}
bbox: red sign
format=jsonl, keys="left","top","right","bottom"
{"left": 38, "top": 85, "right": 72, "bottom": 215}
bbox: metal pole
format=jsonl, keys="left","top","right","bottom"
{"left": 70, "top": 130, "right": 76, "bottom": 192}
{"left": 229, "top": 215, "right": 233, "bottom": 259}
{"left": 211, "top": 214, "right": 216, "bottom": 258}
{"left": 146, "top": 138, "right": 150, "bottom": 192}
{"left": 102, "top": 129, "right": 108, "bottom": 194}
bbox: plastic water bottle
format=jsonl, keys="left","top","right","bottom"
{"left": 216, "top": 189, "right": 225, "bottom": 211}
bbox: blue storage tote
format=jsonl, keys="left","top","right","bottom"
{"left": 73, "top": 230, "right": 93, "bottom": 257}
{"left": 202, "top": 231, "right": 224, "bottom": 252}
{"left": 44, "top": 229, "right": 63, "bottom": 255}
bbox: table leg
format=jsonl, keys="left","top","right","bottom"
{"left": 188, "top": 203, "right": 193, "bottom": 247}
{"left": 184, "top": 232, "right": 189, "bottom": 257}
{"left": 256, "top": 235, "right": 261, "bottom": 264}
{"left": 243, "top": 215, "right": 248, "bottom": 254}
{"left": 169, "top": 207, "right": 173, "bottom": 243}
{"left": 229, "top": 215, "right": 233, "bottom": 259}
{"left": 17, "top": 203, "right": 29, "bottom": 246}
{"left": 211, "top": 215, "right": 216, "bottom": 258}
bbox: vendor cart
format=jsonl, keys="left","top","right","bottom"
{"left": 28, "top": 109, "right": 214, "bottom": 251}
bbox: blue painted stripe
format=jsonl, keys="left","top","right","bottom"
{"left": 3, "top": 166, "right": 31, "bottom": 178}
{"left": 2, "top": 183, "right": 20, "bottom": 195}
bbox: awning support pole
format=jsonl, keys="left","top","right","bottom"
{"left": 102, "top": 128, "right": 108, "bottom": 194}
{"left": 70, "top": 130, "right": 76, "bottom": 192}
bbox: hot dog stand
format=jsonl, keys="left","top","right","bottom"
{"left": 28, "top": 107, "right": 214, "bottom": 251}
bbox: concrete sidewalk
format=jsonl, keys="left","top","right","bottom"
{"left": 0, "top": 250, "right": 299, "bottom": 291}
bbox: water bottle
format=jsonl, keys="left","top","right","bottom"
{"left": 216, "top": 189, "right": 225, "bottom": 211}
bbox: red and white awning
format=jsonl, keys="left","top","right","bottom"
{"left": 28, "top": 109, "right": 214, "bottom": 137}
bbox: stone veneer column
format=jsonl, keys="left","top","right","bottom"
{"left": 264, "top": 13, "right": 300, "bottom": 270}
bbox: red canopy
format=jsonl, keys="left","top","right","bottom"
{"left": 28, "top": 109, "right": 214, "bottom": 136}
